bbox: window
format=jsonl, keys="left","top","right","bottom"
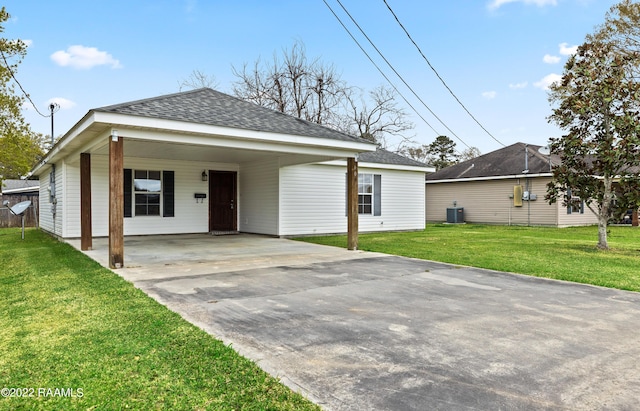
{"left": 134, "top": 170, "right": 161, "bottom": 216}
{"left": 347, "top": 173, "right": 381, "bottom": 216}
{"left": 358, "top": 174, "right": 373, "bottom": 214}
{"left": 566, "top": 189, "right": 584, "bottom": 214}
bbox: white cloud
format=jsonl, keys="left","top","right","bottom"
{"left": 543, "top": 54, "right": 561, "bottom": 64}
{"left": 488, "top": 0, "right": 557, "bottom": 10}
{"left": 509, "top": 81, "right": 528, "bottom": 89}
{"left": 534, "top": 73, "right": 562, "bottom": 90}
{"left": 185, "top": 0, "right": 197, "bottom": 12}
{"left": 559, "top": 42, "right": 578, "bottom": 56}
{"left": 482, "top": 91, "right": 497, "bottom": 100}
{"left": 51, "top": 45, "right": 122, "bottom": 69}
{"left": 22, "top": 39, "right": 33, "bottom": 47}
{"left": 47, "top": 97, "right": 76, "bottom": 110}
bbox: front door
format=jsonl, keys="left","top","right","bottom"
{"left": 209, "top": 171, "right": 237, "bottom": 232}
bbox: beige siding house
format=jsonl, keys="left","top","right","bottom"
{"left": 426, "top": 142, "right": 598, "bottom": 227}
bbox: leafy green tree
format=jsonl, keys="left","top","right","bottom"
{"left": 426, "top": 135, "right": 459, "bottom": 170}
{"left": 546, "top": 1, "right": 640, "bottom": 250}
{"left": 0, "top": 7, "right": 43, "bottom": 185}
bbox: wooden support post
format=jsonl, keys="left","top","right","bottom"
{"left": 109, "top": 133, "right": 124, "bottom": 268}
{"left": 80, "top": 153, "right": 92, "bottom": 250}
{"left": 347, "top": 157, "right": 358, "bottom": 250}
{"left": 633, "top": 208, "right": 639, "bottom": 227}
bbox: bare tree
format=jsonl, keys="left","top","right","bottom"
{"left": 178, "top": 69, "right": 219, "bottom": 91}
{"left": 232, "top": 41, "right": 348, "bottom": 128}
{"left": 232, "top": 41, "right": 414, "bottom": 149}
{"left": 345, "top": 85, "right": 415, "bottom": 150}
{"left": 459, "top": 146, "right": 481, "bottom": 162}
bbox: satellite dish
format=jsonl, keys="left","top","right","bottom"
{"left": 538, "top": 145, "right": 551, "bottom": 155}
{"left": 4, "top": 200, "right": 31, "bottom": 240}
{"left": 9, "top": 200, "right": 31, "bottom": 216}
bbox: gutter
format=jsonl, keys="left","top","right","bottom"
{"left": 426, "top": 173, "right": 553, "bottom": 184}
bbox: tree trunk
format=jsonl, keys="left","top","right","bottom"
{"left": 597, "top": 176, "right": 613, "bottom": 250}
{"left": 597, "top": 214, "right": 609, "bottom": 250}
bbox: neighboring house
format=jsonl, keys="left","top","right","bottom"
{"left": 30, "top": 88, "right": 432, "bottom": 267}
{"left": 426, "top": 142, "right": 598, "bottom": 227}
{"left": 1, "top": 179, "right": 40, "bottom": 228}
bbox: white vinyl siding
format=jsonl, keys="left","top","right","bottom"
{"left": 279, "top": 163, "right": 425, "bottom": 236}
{"left": 239, "top": 158, "right": 279, "bottom": 235}
{"left": 72, "top": 156, "right": 238, "bottom": 237}
{"left": 38, "top": 171, "right": 53, "bottom": 234}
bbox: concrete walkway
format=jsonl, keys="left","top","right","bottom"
{"left": 70, "top": 234, "right": 640, "bottom": 410}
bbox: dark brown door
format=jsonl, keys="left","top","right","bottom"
{"left": 209, "top": 171, "right": 237, "bottom": 231}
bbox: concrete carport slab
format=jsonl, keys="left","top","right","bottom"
{"left": 70, "top": 234, "right": 640, "bottom": 410}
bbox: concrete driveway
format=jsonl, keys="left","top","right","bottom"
{"left": 71, "top": 234, "right": 640, "bottom": 410}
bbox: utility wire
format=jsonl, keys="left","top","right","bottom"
{"left": 0, "top": 49, "right": 54, "bottom": 118}
{"left": 382, "top": 0, "right": 505, "bottom": 147}
{"left": 321, "top": 0, "right": 439, "bottom": 137}
{"left": 330, "top": 0, "right": 472, "bottom": 149}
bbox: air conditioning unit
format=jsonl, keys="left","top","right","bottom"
{"left": 446, "top": 207, "right": 464, "bottom": 223}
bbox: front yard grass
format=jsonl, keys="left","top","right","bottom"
{"left": 0, "top": 228, "right": 320, "bottom": 410}
{"left": 297, "top": 224, "right": 640, "bottom": 292}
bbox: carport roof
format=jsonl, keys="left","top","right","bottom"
{"left": 95, "top": 88, "right": 367, "bottom": 144}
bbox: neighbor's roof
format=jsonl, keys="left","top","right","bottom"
{"left": 359, "top": 148, "right": 432, "bottom": 168}
{"left": 1, "top": 179, "right": 40, "bottom": 194}
{"left": 94, "top": 88, "right": 369, "bottom": 144}
{"left": 427, "top": 142, "right": 560, "bottom": 181}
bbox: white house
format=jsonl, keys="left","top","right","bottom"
{"left": 31, "top": 88, "right": 433, "bottom": 267}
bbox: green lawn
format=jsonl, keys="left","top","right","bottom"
{"left": 0, "top": 228, "right": 320, "bottom": 410}
{"left": 297, "top": 224, "right": 640, "bottom": 292}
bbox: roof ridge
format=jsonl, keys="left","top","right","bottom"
{"left": 93, "top": 87, "right": 212, "bottom": 112}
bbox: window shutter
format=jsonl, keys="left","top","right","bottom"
{"left": 374, "top": 174, "right": 382, "bottom": 216}
{"left": 124, "top": 168, "right": 132, "bottom": 218}
{"left": 163, "top": 170, "right": 175, "bottom": 217}
{"left": 345, "top": 173, "right": 348, "bottom": 217}
{"left": 566, "top": 188, "right": 572, "bottom": 215}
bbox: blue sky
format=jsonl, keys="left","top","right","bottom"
{"left": 4, "top": 0, "right": 619, "bottom": 155}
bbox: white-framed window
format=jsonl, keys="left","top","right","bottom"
{"left": 134, "top": 170, "right": 161, "bottom": 216}
{"left": 358, "top": 174, "right": 373, "bottom": 214}
{"left": 347, "top": 173, "right": 381, "bottom": 216}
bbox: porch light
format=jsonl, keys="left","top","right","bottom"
{"left": 111, "top": 129, "right": 119, "bottom": 142}
{"left": 201, "top": 170, "right": 208, "bottom": 182}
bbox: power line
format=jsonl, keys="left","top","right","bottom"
{"left": 0, "top": 49, "right": 53, "bottom": 118}
{"left": 329, "top": 0, "right": 472, "bottom": 149}
{"left": 321, "top": 0, "right": 439, "bottom": 137}
{"left": 382, "top": 0, "right": 505, "bottom": 147}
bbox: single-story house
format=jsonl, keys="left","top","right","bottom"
{"left": 426, "top": 142, "right": 598, "bottom": 227}
{"left": 31, "top": 88, "right": 433, "bottom": 267}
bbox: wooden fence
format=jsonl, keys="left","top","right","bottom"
{"left": 0, "top": 194, "right": 39, "bottom": 228}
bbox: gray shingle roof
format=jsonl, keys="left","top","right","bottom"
{"left": 1, "top": 179, "right": 39, "bottom": 194}
{"left": 359, "top": 149, "right": 431, "bottom": 168}
{"left": 94, "top": 88, "right": 368, "bottom": 144}
{"left": 427, "top": 142, "right": 559, "bottom": 180}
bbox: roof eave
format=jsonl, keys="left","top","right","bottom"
{"left": 426, "top": 172, "right": 553, "bottom": 183}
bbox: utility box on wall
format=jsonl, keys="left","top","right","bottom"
{"left": 446, "top": 207, "right": 464, "bottom": 223}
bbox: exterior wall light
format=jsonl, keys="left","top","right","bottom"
{"left": 201, "top": 170, "right": 208, "bottom": 181}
